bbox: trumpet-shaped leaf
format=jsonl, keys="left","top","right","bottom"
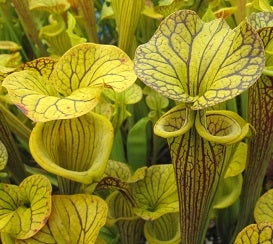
{"left": 3, "top": 43, "right": 137, "bottom": 122}
{"left": 105, "top": 186, "right": 144, "bottom": 243}
{"left": 28, "top": 0, "right": 70, "bottom": 14}
{"left": 237, "top": 77, "right": 273, "bottom": 227}
{"left": 112, "top": 0, "right": 144, "bottom": 55}
{"left": 106, "top": 191, "right": 137, "bottom": 226}
{"left": 0, "top": 175, "right": 52, "bottom": 239}
{"left": 131, "top": 164, "right": 178, "bottom": 220}
{"left": 154, "top": 105, "right": 250, "bottom": 243}
{"left": 144, "top": 213, "right": 180, "bottom": 244}
{"left": 16, "top": 194, "right": 107, "bottom": 244}
{"left": 96, "top": 161, "right": 135, "bottom": 207}
{"left": 254, "top": 188, "right": 273, "bottom": 223}
{"left": 104, "top": 160, "right": 131, "bottom": 181}
{"left": 0, "top": 140, "right": 8, "bottom": 170}
{"left": 134, "top": 10, "right": 264, "bottom": 109}
{"left": 29, "top": 112, "right": 114, "bottom": 184}
{"left": 39, "top": 13, "right": 86, "bottom": 56}
{"left": 234, "top": 222, "right": 273, "bottom": 243}
{"left": 233, "top": 13, "right": 273, "bottom": 235}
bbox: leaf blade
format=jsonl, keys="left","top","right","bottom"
{"left": 134, "top": 10, "right": 264, "bottom": 109}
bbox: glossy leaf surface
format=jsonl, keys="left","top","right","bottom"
{"left": 254, "top": 188, "right": 273, "bottom": 223}
{"left": 52, "top": 43, "right": 136, "bottom": 95}
{"left": 16, "top": 194, "right": 107, "bottom": 244}
{"left": 104, "top": 160, "right": 131, "bottom": 181}
{"left": 134, "top": 10, "right": 264, "bottom": 109}
{"left": 154, "top": 105, "right": 250, "bottom": 243}
{"left": 225, "top": 142, "right": 247, "bottom": 178}
{"left": 248, "top": 12, "right": 273, "bottom": 72}
{"left": 213, "top": 174, "right": 243, "bottom": 209}
{"left": 0, "top": 175, "right": 52, "bottom": 239}
{"left": 3, "top": 43, "right": 136, "bottom": 122}
{"left": 234, "top": 222, "right": 273, "bottom": 243}
{"left": 29, "top": 112, "right": 113, "bottom": 184}
{"left": 238, "top": 75, "right": 273, "bottom": 227}
{"left": 144, "top": 213, "right": 180, "bottom": 244}
{"left": 154, "top": 103, "right": 194, "bottom": 138}
{"left": 234, "top": 12, "right": 273, "bottom": 234}
{"left": 131, "top": 164, "right": 178, "bottom": 220}
{"left": 106, "top": 191, "right": 137, "bottom": 226}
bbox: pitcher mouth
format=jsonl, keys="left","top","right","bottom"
{"left": 29, "top": 112, "right": 114, "bottom": 184}
{"left": 195, "top": 110, "right": 251, "bottom": 144}
{"left": 154, "top": 104, "right": 195, "bottom": 138}
{"left": 154, "top": 104, "right": 251, "bottom": 145}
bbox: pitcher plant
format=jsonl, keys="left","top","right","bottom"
{"left": 233, "top": 11, "right": 273, "bottom": 238}
{"left": 2, "top": 42, "right": 137, "bottom": 194}
{"left": 134, "top": 10, "right": 265, "bottom": 243}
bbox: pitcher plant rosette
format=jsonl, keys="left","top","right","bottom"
{"left": 134, "top": 10, "right": 265, "bottom": 244}
{"left": 2, "top": 43, "right": 137, "bottom": 194}
{"left": 233, "top": 11, "right": 273, "bottom": 237}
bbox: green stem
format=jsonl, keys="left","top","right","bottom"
{"left": 11, "top": 0, "right": 47, "bottom": 57}
{"left": 0, "top": 111, "right": 28, "bottom": 183}
{"left": 78, "top": 0, "right": 99, "bottom": 43}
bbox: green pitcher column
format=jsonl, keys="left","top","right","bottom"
{"left": 134, "top": 10, "right": 265, "bottom": 244}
